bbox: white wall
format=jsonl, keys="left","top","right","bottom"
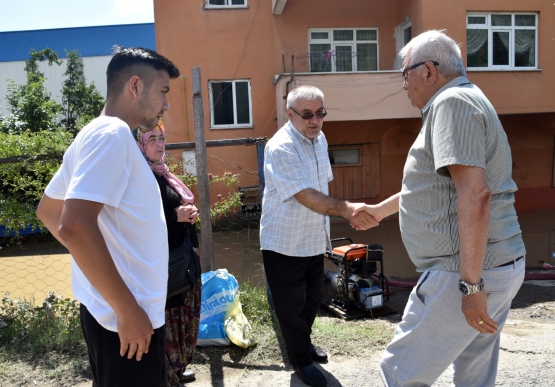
{"left": 0, "top": 55, "right": 111, "bottom": 116}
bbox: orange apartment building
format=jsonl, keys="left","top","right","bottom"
{"left": 154, "top": 0, "right": 555, "bottom": 274}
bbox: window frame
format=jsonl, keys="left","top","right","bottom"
{"left": 204, "top": 0, "right": 248, "bottom": 9}
{"left": 394, "top": 18, "right": 412, "bottom": 70}
{"left": 208, "top": 79, "right": 253, "bottom": 129}
{"left": 466, "top": 12, "right": 538, "bottom": 71}
{"left": 307, "top": 28, "right": 379, "bottom": 73}
{"left": 328, "top": 146, "right": 363, "bottom": 168}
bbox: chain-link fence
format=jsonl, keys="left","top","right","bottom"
{"left": 191, "top": 141, "right": 266, "bottom": 288}
{"left": 0, "top": 137, "right": 267, "bottom": 305}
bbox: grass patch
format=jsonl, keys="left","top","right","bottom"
{"left": 190, "top": 281, "right": 395, "bottom": 373}
{"left": 0, "top": 282, "right": 395, "bottom": 385}
{"left": 0, "top": 292, "right": 90, "bottom": 386}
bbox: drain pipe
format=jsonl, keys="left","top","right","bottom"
{"left": 181, "top": 75, "right": 189, "bottom": 142}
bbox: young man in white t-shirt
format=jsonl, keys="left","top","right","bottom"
{"left": 37, "top": 47, "right": 180, "bottom": 387}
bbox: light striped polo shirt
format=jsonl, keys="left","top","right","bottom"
{"left": 399, "top": 76, "right": 525, "bottom": 272}
{"left": 260, "top": 121, "right": 333, "bottom": 257}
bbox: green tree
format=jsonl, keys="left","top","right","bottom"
{"left": 0, "top": 130, "right": 73, "bottom": 234}
{"left": 1, "top": 48, "right": 62, "bottom": 134}
{"left": 0, "top": 48, "right": 105, "bottom": 235}
{"left": 1, "top": 48, "right": 105, "bottom": 135}
{"left": 60, "top": 50, "right": 104, "bottom": 135}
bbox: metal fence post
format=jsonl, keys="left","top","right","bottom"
{"left": 192, "top": 67, "right": 214, "bottom": 272}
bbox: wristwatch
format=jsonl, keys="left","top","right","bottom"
{"left": 458, "top": 279, "right": 484, "bottom": 296}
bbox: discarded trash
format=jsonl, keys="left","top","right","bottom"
{"left": 543, "top": 263, "right": 555, "bottom": 269}
{"left": 197, "top": 269, "right": 238, "bottom": 346}
{"left": 224, "top": 294, "right": 257, "bottom": 349}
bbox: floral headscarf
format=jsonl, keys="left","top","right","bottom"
{"left": 136, "top": 121, "right": 195, "bottom": 204}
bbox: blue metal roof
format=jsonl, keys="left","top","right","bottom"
{"left": 0, "top": 23, "right": 156, "bottom": 62}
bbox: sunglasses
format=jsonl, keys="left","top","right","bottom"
{"left": 290, "top": 106, "right": 327, "bottom": 120}
{"left": 401, "top": 61, "right": 439, "bottom": 82}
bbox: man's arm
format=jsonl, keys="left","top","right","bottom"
{"left": 294, "top": 188, "right": 378, "bottom": 230}
{"left": 36, "top": 194, "right": 67, "bottom": 247}
{"left": 448, "top": 164, "right": 497, "bottom": 334}
{"left": 352, "top": 192, "right": 401, "bottom": 225}
{"left": 56, "top": 199, "right": 154, "bottom": 360}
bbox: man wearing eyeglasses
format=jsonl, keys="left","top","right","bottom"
{"left": 355, "top": 30, "right": 525, "bottom": 386}
{"left": 260, "top": 85, "right": 377, "bottom": 387}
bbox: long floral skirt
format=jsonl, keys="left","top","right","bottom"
{"left": 165, "top": 281, "right": 202, "bottom": 387}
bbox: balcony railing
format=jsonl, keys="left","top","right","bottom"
{"left": 297, "top": 50, "right": 378, "bottom": 73}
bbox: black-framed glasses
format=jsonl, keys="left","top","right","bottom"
{"left": 290, "top": 106, "right": 327, "bottom": 120}
{"left": 401, "top": 61, "right": 439, "bottom": 82}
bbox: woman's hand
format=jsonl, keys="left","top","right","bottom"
{"left": 175, "top": 204, "right": 199, "bottom": 224}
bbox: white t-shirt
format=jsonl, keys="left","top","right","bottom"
{"left": 45, "top": 116, "right": 168, "bottom": 332}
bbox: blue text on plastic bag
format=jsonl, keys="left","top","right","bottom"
{"left": 197, "top": 269, "right": 238, "bottom": 346}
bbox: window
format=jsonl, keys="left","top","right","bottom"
{"left": 205, "top": 0, "right": 247, "bottom": 8}
{"left": 329, "top": 148, "right": 361, "bottom": 166}
{"left": 466, "top": 13, "right": 537, "bottom": 70}
{"left": 182, "top": 151, "right": 197, "bottom": 176}
{"left": 308, "top": 28, "right": 378, "bottom": 72}
{"left": 395, "top": 18, "right": 412, "bottom": 69}
{"left": 209, "top": 80, "right": 252, "bottom": 129}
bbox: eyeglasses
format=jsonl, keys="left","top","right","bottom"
{"left": 401, "top": 61, "right": 440, "bottom": 82}
{"left": 289, "top": 106, "right": 327, "bottom": 120}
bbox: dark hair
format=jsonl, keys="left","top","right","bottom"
{"left": 106, "top": 46, "right": 180, "bottom": 98}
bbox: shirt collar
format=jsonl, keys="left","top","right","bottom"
{"left": 421, "top": 76, "right": 472, "bottom": 114}
{"left": 286, "top": 120, "right": 322, "bottom": 145}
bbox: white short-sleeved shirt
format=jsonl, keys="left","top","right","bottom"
{"left": 45, "top": 116, "right": 168, "bottom": 331}
{"left": 260, "top": 121, "right": 333, "bottom": 257}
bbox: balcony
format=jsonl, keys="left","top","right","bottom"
{"left": 274, "top": 71, "right": 419, "bottom": 128}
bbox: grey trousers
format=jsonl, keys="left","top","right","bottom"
{"left": 380, "top": 258, "right": 525, "bottom": 387}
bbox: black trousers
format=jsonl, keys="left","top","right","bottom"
{"left": 262, "top": 250, "right": 324, "bottom": 368}
{"left": 79, "top": 304, "right": 167, "bottom": 387}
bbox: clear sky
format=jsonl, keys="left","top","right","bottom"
{"left": 0, "top": 0, "right": 154, "bottom": 32}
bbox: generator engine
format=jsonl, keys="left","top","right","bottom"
{"left": 323, "top": 238, "right": 389, "bottom": 315}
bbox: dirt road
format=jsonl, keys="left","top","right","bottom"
{"left": 188, "top": 279, "right": 555, "bottom": 387}
{"left": 16, "top": 277, "right": 555, "bottom": 387}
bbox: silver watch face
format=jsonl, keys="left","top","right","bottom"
{"left": 458, "top": 280, "right": 483, "bottom": 296}
{"left": 458, "top": 281, "right": 470, "bottom": 296}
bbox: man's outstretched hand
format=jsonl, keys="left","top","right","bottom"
{"left": 350, "top": 204, "right": 385, "bottom": 230}
{"left": 346, "top": 203, "right": 380, "bottom": 230}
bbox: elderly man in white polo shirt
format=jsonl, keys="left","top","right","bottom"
{"left": 260, "top": 85, "right": 377, "bottom": 387}
{"left": 356, "top": 30, "right": 526, "bottom": 387}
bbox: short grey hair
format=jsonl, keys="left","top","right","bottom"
{"left": 399, "top": 30, "right": 466, "bottom": 78}
{"left": 286, "top": 85, "right": 324, "bottom": 109}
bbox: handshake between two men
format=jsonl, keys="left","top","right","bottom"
{"left": 348, "top": 202, "right": 383, "bottom": 231}
{"left": 293, "top": 188, "right": 391, "bottom": 232}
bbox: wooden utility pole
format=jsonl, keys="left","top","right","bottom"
{"left": 192, "top": 67, "right": 214, "bottom": 272}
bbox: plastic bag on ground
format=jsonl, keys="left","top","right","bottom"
{"left": 197, "top": 268, "right": 238, "bottom": 346}
{"left": 224, "top": 294, "right": 258, "bottom": 349}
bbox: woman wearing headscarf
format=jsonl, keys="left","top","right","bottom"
{"left": 136, "top": 121, "right": 200, "bottom": 385}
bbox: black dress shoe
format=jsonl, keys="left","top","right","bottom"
{"left": 294, "top": 364, "right": 328, "bottom": 387}
{"left": 310, "top": 344, "right": 328, "bottom": 363}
